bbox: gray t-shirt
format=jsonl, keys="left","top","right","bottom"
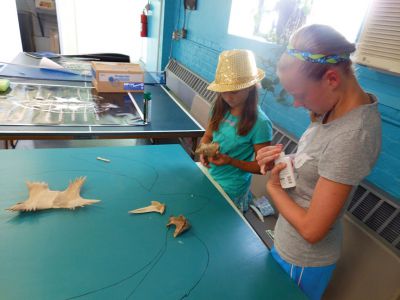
{"left": 274, "top": 95, "right": 381, "bottom": 267}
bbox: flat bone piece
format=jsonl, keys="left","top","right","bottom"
{"left": 6, "top": 177, "right": 100, "bottom": 212}
{"left": 166, "top": 215, "right": 190, "bottom": 238}
{"left": 195, "top": 142, "right": 219, "bottom": 157}
{"left": 129, "top": 201, "right": 165, "bottom": 214}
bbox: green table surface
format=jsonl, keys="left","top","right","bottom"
{"left": 0, "top": 145, "right": 306, "bottom": 300}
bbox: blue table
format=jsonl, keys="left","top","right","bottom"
{"left": 0, "top": 82, "right": 203, "bottom": 140}
{"left": 1, "top": 53, "right": 161, "bottom": 84}
{"left": 0, "top": 54, "right": 204, "bottom": 149}
{"left": 0, "top": 145, "right": 306, "bottom": 299}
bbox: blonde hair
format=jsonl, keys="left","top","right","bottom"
{"left": 278, "top": 24, "right": 356, "bottom": 80}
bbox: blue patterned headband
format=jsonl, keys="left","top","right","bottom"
{"left": 286, "top": 45, "right": 350, "bottom": 64}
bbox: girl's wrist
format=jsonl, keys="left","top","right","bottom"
{"left": 267, "top": 182, "right": 284, "bottom": 195}
{"left": 266, "top": 161, "right": 274, "bottom": 171}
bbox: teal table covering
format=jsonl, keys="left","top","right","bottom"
{"left": 0, "top": 145, "right": 306, "bottom": 299}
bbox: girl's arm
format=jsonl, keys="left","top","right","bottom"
{"left": 267, "top": 163, "right": 352, "bottom": 244}
{"left": 200, "top": 123, "right": 213, "bottom": 144}
{"left": 199, "top": 124, "right": 214, "bottom": 167}
{"left": 209, "top": 142, "right": 271, "bottom": 174}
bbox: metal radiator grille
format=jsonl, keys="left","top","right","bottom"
{"left": 352, "top": 193, "right": 381, "bottom": 221}
{"left": 380, "top": 213, "right": 400, "bottom": 244}
{"left": 365, "top": 201, "right": 397, "bottom": 231}
{"left": 166, "top": 59, "right": 217, "bottom": 104}
{"left": 348, "top": 186, "right": 368, "bottom": 210}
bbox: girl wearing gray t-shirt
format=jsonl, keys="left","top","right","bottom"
{"left": 256, "top": 24, "right": 381, "bottom": 300}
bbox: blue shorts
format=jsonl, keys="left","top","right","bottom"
{"left": 270, "top": 247, "right": 336, "bottom": 300}
{"left": 230, "top": 189, "right": 253, "bottom": 212}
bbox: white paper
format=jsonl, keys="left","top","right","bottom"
{"left": 39, "top": 57, "right": 65, "bottom": 70}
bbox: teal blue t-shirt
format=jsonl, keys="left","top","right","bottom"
{"left": 209, "top": 107, "right": 273, "bottom": 199}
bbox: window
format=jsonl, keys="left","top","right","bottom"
{"left": 56, "top": 0, "right": 145, "bottom": 61}
{"left": 1, "top": 0, "right": 22, "bottom": 62}
{"left": 229, "top": 0, "right": 371, "bottom": 44}
{"left": 354, "top": 0, "right": 400, "bottom": 74}
{"left": 255, "top": 0, "right": 312, "bottom": 43}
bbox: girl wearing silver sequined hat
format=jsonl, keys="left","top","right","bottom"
{"left": 256, "top": 24, "right": 381, "bottom": 300}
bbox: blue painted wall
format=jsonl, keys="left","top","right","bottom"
{"left": 145, "top": 0, "right": 175, "bottom": 75}
{"left": 159, "top": 0, "right": 400, "bottom": 201}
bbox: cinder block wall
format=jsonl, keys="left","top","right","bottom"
{"left": 165, "top": 0, "right": 400, "bottom": 202}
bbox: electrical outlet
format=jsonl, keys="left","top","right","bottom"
{"left": 181, "top": 28, "right": 187, "bottom": 39}
{"left": 184, "top": 0, "right": 196, "bottom": 10}
{"left": 172, "top": 31, "right": 180, "bottom": 40}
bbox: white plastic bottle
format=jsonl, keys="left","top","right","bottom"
{"left": 275, "top": 152, "right": 296, "bottom": 188}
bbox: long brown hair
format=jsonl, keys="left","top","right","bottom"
{"left": 209, "top": 85, "right": 258, "bottom": 136}
{"left": 278, "top": 24, "right": 356, "bottom": 80}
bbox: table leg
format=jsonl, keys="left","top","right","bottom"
{"left": 10, "top": 140, "right": 18, "bottom": 149}
{"left": 191, "top": 137, "right": 199, "bottom": 160}
{"left": 4, "top": 140, "right": 18, "bottom": 149}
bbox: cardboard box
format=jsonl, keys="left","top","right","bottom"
{"left": 91, "top": 62, "right": 144, "bottom": 93}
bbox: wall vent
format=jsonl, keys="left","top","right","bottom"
{"left": 348, "top": 186, "right": 367, "bottom": 211}
{"left": 166, "top": 59, "right": 217, "bottom": 104}
{"left": 354, "top": 0, "right": 400, "bottom": 74}
{"left": 365, "top": 201, "right": 396, "bottom": 231}
{"left": 165, "top": 59, "right": 216, "bottom": 129}
{"left": 380, "top": 213, "right": 400, "bottom": 244}
{"left": 351, "top": 193, "right": 381, "bottom": 221}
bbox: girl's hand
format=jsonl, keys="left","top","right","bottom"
{"left": 266, "top": 162, "right": 287, "bottom": 193}
{"left": 256, "top": 144, "right": 283, "bottom": 174}
{"left": 199, "top": 153, "right": 210, "bottom": 168}
{"left": 208, "top": 153, "right": 232, "bottom": 166}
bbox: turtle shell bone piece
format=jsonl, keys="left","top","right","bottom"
{"left": 195, "top": 142, "right": 219, "bottom": 157}
{"left": 166, "top": 215, "right": 190, "bottom": 238}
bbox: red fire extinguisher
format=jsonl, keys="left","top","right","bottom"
{"left": 141, "top": 10, "right": 148, "bottom": 37}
